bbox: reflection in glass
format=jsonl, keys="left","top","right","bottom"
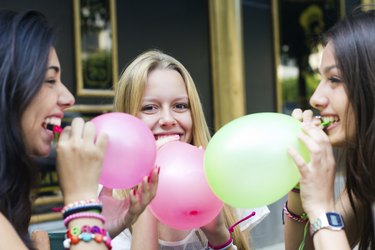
{"left": 275, "top": 0, "right": 342, "bottom": 114}
{"left": 81, "top": 0, "right": 112, "bottom": 90}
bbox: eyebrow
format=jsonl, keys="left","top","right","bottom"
{"left": 47, "top": 66, "right": 60, "bottom": 73}
{"left": 322, "top": 65, "right": 338, "bottom": 74}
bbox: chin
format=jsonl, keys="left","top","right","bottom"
{"left": 31, "top": 146, "right": 52, "bottom": 158}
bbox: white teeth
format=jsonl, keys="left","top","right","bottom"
{"left": 156, "top": 134, "right": 180, "bottom": 141}
{"left": 44, "top": 117, "right": 61, "bottom": 126}
{"left": 321, "top": 116, "right": 339, "bottom": 123}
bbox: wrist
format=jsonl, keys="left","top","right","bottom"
{"left": 203, "top": 226, "right": 231, "bottom": 247}
{"left": 207, "top": 235, "right": 233, "bottom": 250}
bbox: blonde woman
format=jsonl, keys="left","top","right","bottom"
{"left": 100, "top": 50, "right": 269, "bottom": 249}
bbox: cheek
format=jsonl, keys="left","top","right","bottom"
{"left": 137, "top": 114, "right": 157, "bottom": 130}
{"left": 181, "top": 114, "right": 193, "bottom": 133}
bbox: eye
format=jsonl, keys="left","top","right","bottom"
{"left": 328, "top": 76, "right": 342, "bottom": 84}
{"left": 141, "top": 104, "right": 158, "bottom": 114}
{"left": 174, "top": 103, "right": 190, "bottom": 112}
{"left": 45, "top": 79, "right": 56, "bottom": 85}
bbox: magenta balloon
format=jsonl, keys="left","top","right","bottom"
{"left": 149, "top": 141, "right": 223, "bottom": 230}
{"left": 91, "top": 112, "right": 156, "bottom": 189}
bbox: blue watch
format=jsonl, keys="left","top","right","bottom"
{"left": 310, "top": 212, "right": 344, "bottom": 237}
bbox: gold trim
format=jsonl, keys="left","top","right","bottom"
{"left": 30, "top": 213, "right": 63, "bottom": 224}
{"left": 33, "top": 195, "right": 63, "bottom": 206}
{"left": 66, "top": 104, "right": 113, "bottom": 113}
{"left": 272, "top": 0, "right": 281, "bottom": 112}
{"left": 74, "top": 0, "right": 118, "bottom": 97}
{"left": 208, "top": 0, "right": 246, "bottom": 131}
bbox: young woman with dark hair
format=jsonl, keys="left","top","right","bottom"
{"left": 0, "top": 9, "right": 154, "bottom": 249}
{"left": 285, "top": 6, "right": 375, "bottom": 250}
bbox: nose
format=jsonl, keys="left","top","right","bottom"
{"left": 309, "top": 81, "right": 328, "bottom": 110}
{"left": 58, "top": 82, "right": 75, "bottom": 109}
{"left": 159, "top": 110, "right": 177, "bottom": 127}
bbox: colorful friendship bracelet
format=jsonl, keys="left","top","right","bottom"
{"left": 62, "top": 198, "right": 101, "bottom": 214}
{"left": 283, "top": 202, "right": 308, "bottom": 223}
{"left": 64, "top": 212, "right": 106, "bottom": 227}
{"left": 63, "top": 203, "right": 103, "bottom": 219}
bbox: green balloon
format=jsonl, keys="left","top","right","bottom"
{"left": 204, "top": 112, "right": 309, "bottom": 208}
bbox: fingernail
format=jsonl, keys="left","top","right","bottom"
{"left": 157, "top": 166, "right": 160, "bottom": 174}
{"left": 148, "top": 176, "right": 151, "bottom": 183}
{"left": 133, "top": 188, "right": 137, "bottom": 196}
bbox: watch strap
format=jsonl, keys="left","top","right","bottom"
{"left": 310, "top": 212, "right": 344, "bottom": 237}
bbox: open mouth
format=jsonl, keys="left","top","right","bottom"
{"left": 43, "top": 117, "right": 62, "bottom": 132}
{"left": 316, "top": 115, "right": 339, "bottom": 128}
{"left": 155, "top": 134, "right": 180, "bottom": 141}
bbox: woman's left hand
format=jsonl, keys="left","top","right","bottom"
{"left": 100, "top": 166, "right": 159, "bottom": 237}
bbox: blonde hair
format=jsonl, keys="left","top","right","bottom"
{"left": 113, "top": 49, "right": 249, "bottom": 249}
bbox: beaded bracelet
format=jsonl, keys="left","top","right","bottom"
{"left": 283, "top": 202, "right": 308, "bottom": 223}
{"left": 63, "top": 225, "right": 112, "bottom": 249}
{"left": 64, "top": 212, "right": 106, "bottom": 227}
{"left": 62, "top": 198, "right": 101, "bottom": 214}
{"left": 63, "top": 203, "right": 103, "bottom": 219}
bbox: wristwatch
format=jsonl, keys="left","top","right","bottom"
{"left": 310, "top": 212, "right": 344, "bottom": 237}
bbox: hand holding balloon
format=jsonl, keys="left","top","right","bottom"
{"left": 91, "top": 112, "right": 156, "bottom": 189}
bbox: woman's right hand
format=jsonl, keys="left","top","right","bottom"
{"left": 288, "top": 109, "right": 336, "bottom": 217}
{"left": 56, "top": 117, "right": 108, "bottom": 204}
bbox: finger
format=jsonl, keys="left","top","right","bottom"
{"left": 129, "top": 187, "right": 140, "bottom": 212}
{"left": 83, "top": 121, "right": 96, "bottom": 143}
{"left": 95, "top": 132, "right": 109, "bottom": 152}
{"left": 99, "top": 186, "right": 113, "bottom": 197}
{"left": 149, "top": 166, "right": 159, "bottom": 196}
{"left": 288, "top": 147, "right": 309, "bottom": 176}
{"left": 70, "top": 117, "right": 85, "bottom": 139}
{"left": 291, "top": 109, "right": 303, "bottom": 120}
{"left": 302, "top": 110, "right": 314, "bottom": 123}
{"left": 297, "top": 132, "right": 325, "bottom": 167}
{"left": 58, "top": 126, "right": 71, "bottom": 142}
{"left": 301, "top": 123, "right": 329, "bottom": 145}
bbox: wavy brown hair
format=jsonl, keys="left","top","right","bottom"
{"left": 322, "top": 6, "right": 375, "bottom": 249}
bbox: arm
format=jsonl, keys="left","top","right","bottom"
{"left": 287, "top": 110, "right": 350, "bottom": 250}
{"left": 130, "top": 208, "right": 159, "bottom": 250}
{"left": 56, "top": 118, "right": 109, "bottom": 250}
{"left": 201, "top": 210, "right": 237, "bottom": 250}
{"left": 0, "top": 213, "right": 28, "bottom": 250}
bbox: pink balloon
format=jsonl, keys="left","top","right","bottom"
{"left": 91, "top": 112, "right": 156, "bottom": 189}
{"left": 149, "top": 141, "right": 223, "bottom": 230}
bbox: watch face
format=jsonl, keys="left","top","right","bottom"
{"left": 327, "top": 212, "right": 344, "bottom": 227}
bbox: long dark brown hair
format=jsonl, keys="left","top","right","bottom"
{"left": 322, "top": 6, "right": 375, "bottom": 249}
{"left": 0, "top": 10, "right": 55, "bottom": 249}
